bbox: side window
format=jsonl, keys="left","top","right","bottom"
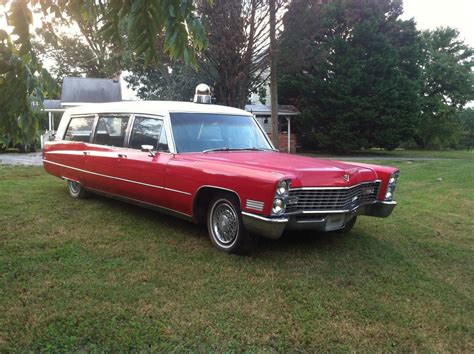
{"left": 93, "top": 115, "right": 130, "bottom": 147}
{"left": 64, "top": 116, "right": 95, "bottom": 142}
{"left": 129, "top": 116, "right": 169, "bottom": 152}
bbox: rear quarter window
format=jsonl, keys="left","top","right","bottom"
{"left": 64, "top": 116, "right": 96, "bottom": 142}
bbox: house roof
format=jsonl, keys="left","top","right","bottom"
{"left": 245, "top": 104, "right": 300, "bottom": 116}
{"left": 43, "top": 99, "right": 62, "bottom": 110}
{"left": 60, "top": 77, "right": 122, "bottom": 105}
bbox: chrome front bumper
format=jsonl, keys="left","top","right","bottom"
{"left": 241, "top": 201, "right": 397, "bottom": 239}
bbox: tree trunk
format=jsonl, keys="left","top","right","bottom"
{"left": 269, "top": 0, "right": 279, "bottom": 148}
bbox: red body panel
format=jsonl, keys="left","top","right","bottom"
{"left": 43, "top": 142, "right": 399, "bottom": 219}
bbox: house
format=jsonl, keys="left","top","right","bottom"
{"left": 41, "top": 77, "right": 122, "bottom": 146}
{"left": 245, "top": 104, "right": 300, "bottom": 153}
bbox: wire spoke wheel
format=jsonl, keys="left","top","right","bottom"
{"left": 211, "top": 201, "right": 239, "bottom": 245}
{"left": 207, "top": 193, "right": 256, "bottom": 254}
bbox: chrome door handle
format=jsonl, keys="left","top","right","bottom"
{"left": 118, "top": 153, "right": 127, "bottom": 159}
{"left": 83, "top": 151, "right": 90, "bottom": 155}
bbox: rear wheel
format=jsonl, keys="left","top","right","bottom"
{"left": 67, "top": 180, "right": 89, "bottom": 199}
{"left": 207, "top": 193, "right": 256, "bottom": 254}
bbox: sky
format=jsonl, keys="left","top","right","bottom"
{"left": 401, "top": 0, "right": 474, "bottom": 47}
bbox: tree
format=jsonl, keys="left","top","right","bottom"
{"left": 278, "top": 0, "right": 423, "bottom": 152}
{"left": 456, "top": 108, "right": 474, "bottom": 150}
{"left": 1, "top": 0, "right": 209, "bottom": 145}
{"left": 125, "top": 59, "right": 211, "bottom": 101}
{"left": 0, "top": 4, "right": 57, "bottom": 147}
{"left": 414, "top": 28, "right": 474, "bottom": 148}
{"left": 33, "top": 6, "right": 124, "bottom": 82}
{"left": 126, "top": 0, "right": 285, "bottom": 108}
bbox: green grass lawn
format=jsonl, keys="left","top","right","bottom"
{"left": 1, "top": 156, "right": 473, "bottom": 351}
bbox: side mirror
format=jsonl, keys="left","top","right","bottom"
{"left": 141, "top": 145, "right": 156, "bottom": 157}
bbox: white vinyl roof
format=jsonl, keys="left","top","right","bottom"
{"left": 65, "top": 100, "right": 252, "bottom": 117}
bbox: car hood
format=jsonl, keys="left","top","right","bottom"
{"left": 188, "top": 151, "right": 379, "bottom": 187}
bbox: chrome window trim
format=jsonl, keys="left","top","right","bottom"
{"left": 92, "top": 113, "right": 133, "bottom": 147}
{"left": 126, "top": 113, "right": 170, "bottom": 152}
{"left": 168, "top": 112, "right": 275, "bottom": 154}
{"left": 63, "top": 114, "right": 97, "bottom": 142}
{"left": 43, "top": 159, "right": 191, "bottom": 195}
{"left": 251, "top": 115, "right": 277, "bottom": 151}
{"left": 290, "top": 180, "right": 382, "bottom": 191}
{"left": 164, "top": 112, "right": 178, "bottom": 154}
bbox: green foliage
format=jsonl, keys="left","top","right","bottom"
{"left": 0, "top": 26, "right": 57, "bottom": 147}
{"left": 278, "top": 0, "right": 473, "bottom": 152}
{"left": 279, "top": 0, "right": 423, "bottom": 152}
{"left": 414, "top": 28, "right": 474, "bottom": 148}
{"left": 1, "top": 0, "right": 210, "bottom": 145}
{"left": 125, "top": 59, "right": 210, "bottom": 101}
{"left": 100, "top": 0, "right": 209, "bottom": 66}
{"left": 125, "top": 0, "right": 273, "bottom": 108}
{"left": 456, "top": 108, "right": 474, "bottom": 150}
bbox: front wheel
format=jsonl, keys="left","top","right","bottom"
{"left": 207, "top": 193, "right": 256, "bottom": 254}
{"left": 67, "top": 180, "right": 89, "bottom": 199}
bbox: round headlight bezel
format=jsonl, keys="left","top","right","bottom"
{"left": 385, "top": 172, "right": 399, "bottom": 201}
{"left": 272, "top": 179, "right": 291, "bottom": 215}
{"left": 276, "top": 180, "right": 289, "bottom": 197}
{"left": 272, "top": 197, "right": 286, "bottom": 215}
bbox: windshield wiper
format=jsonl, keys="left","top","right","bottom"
{"left": 203, "top": 147, "right": 276, "bottom": 153}
{"left": 203, "top": 147, "right": 233, "bottom": 153}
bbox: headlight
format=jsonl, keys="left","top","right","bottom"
{"left": 385, "top": 172, "right": 399, "bottom": 201}
{"left": 272, "top": 179, "right": 291, "bottom": 215}
{"left": 276, "top": 180, "right": 289, "bottom": 197}
{"left": 272, "top": 198, "right": 286, "bottom": 215}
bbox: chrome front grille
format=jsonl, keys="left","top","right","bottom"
{"left": 286, "top": 181, "right": 380, "bottom": 213}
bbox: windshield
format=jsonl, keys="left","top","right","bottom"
{"left": 170, "top": 113, "right": 273, "bottom": 153}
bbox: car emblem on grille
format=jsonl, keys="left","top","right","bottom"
{"left": 342, "top": 174, "right": 350, "bottom": 182}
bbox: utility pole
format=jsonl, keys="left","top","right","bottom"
{"left": 269, "top": 0, "right": 279, "bottom": 148}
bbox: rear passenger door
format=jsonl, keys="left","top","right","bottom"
{"left": 115, "top": 115, "right": 172, "bottom": 207}
{"left": 84, "top": 114, "right": 131, "bottom": 194}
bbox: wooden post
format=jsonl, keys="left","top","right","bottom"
{"left": 287, "top": 117, "right": 291, "bottom": 153}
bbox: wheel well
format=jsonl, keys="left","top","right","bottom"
{"left": 193, "top": 187, "right": 241, "bottom": 224}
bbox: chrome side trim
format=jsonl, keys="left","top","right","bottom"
{"left": 85, "top": 186, "right": 193, "bottom": 220}
{"left": 246, "top": 199, "right": 264, "bottom": 211}
{"left": 43, "top": 159, "right": 192, "bottom": 195}
{"left": 290, "top": 180, "right": 382, "bottom": 191}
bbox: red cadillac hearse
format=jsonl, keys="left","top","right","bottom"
{"left": 43, "top": 85, "right": 399, "bottom": 253}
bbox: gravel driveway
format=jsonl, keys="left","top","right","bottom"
{"left": 0, "top": 152, "right": 43, "bottom": 166}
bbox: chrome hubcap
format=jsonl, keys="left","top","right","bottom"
{"left": 212, "top": 202, "right": 238, "bottom": 245}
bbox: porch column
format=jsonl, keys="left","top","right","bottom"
{"left": 287, "top": 117, "right": 291, "bottom": 153}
